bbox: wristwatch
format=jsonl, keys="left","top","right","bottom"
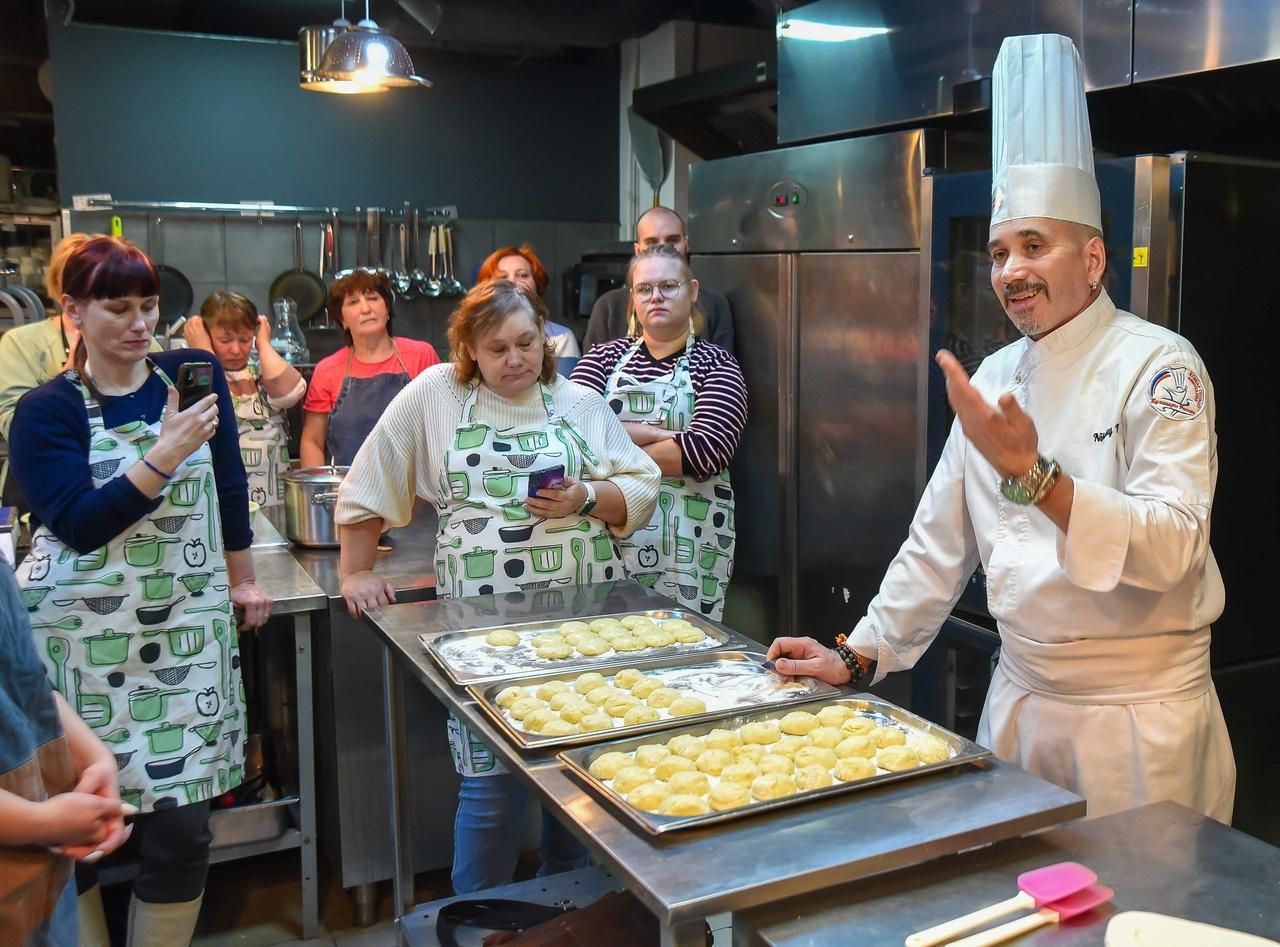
{"left": 1000, "top": 455, "right": 1062, "bottom": 505}
{"left": 577, "top": 480, "right": 597, "bottom": 517}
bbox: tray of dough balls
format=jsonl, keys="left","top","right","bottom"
{"left": 556, "top": 697, "right": 992, "bottom": 835}
{"left": 468, "top": 651, "right": 842, "bottom": 750}
{"left": 419, "top": 610, "right": 739, "bottom": 686}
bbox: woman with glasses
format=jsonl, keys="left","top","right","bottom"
{"left": 571, "top": 245, "right": 747, "bottom": 619}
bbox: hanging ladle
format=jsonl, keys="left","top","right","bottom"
{"left": 410, "top": 207, "right": 429, "bottom": 295}
{"left": 424, "top": 224, "right": 443, "bottom": 297}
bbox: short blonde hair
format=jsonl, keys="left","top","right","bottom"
{"left": 625, "top": 244, "right": 704, "bottom": 337}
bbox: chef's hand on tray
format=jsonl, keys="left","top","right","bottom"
{"left": 766, "top": 637, "right": 853, "bottom": 685}
{"left": 232, "top": 579, "right": 272, "bottom": 630}
{"left": 524, "top": 475, "right": 589, "bottom": 519}
{"left": 342, "top": 570, "right": 397, "bottom": 619}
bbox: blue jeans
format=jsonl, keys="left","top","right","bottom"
{"left": 451, "top": 774, "right": 589, "bottom": 894}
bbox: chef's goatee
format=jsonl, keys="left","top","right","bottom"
{"left": 991, "top": 33, "right": 1102, "bottom": 233}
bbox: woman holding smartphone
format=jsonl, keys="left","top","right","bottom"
{"left": 335, "top": 279, "right": 658, "bottom": 893}
{"left": 9, "top": 237, "right": 271, "bottom": 944}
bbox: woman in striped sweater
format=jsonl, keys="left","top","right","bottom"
{"left": 571, "top": 245, "right": 747, "bottom": 619}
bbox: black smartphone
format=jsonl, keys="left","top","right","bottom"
{"left": 528, "top": 465, "right": 566, "bottom": 497}
{"left": 177, "top": 361, "right": 215, "bottom": 412}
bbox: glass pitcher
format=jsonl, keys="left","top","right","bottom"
{"left": 269, "top": 297, "right": 310, "bottom": 364}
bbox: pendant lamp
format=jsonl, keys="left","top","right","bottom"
{"left": 314, "top": 0, "right": 431, "bottom": 90}
{"left": 299, "top": 1, "right": 390, "bottom": 93}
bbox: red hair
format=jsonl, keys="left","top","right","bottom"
{"left": 61, "top": 236, "right": 159, "bottom": 302}
{"left": 476, "top": 245, "right": 549, "bottom": 297}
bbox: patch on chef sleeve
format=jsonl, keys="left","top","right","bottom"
{"left": 1147, "top": 365, "right": 1205, "bottom": 420}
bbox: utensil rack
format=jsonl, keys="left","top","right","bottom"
{"left": 81, "top": 198, "right": 458, "bottom": 222}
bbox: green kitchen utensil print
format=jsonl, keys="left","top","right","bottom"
{"left": 214, "top": 620, "right": 230, "bottom": 698}
{"left": 513, "top": 430, "right": 549, "bottom": 451}
{"left": 683, "top": 494, "right": 711, "bottom": 521}
{"left": 132, "top": 431, "right": 160, "bottom": 460}
{"left": 462, "top": 547, "right": 495, "bottom": 580}
{"left": 74, "top": 668, "right": 113, "bottom": 729}
{"left": 455, "top": 423, "right": 490, "bottom": 449}
{"left": 33, "top": 616, "right": 83, "bottom": 632}
{"left": 90, "top": 437, "right": 118, "bottom": 453}
{"left": 448, "top": 471, "right": 471, "bottom": 500}
{"left": 204, "top": 473, "right": 218, "bottom": 551}
{"left": 84, "top": 630, "right": 133, "bottom": 667}
{"left": 625, "top": 390, "right": 656, "bottom": 413}
{"left": 546, "top": 521, "right": 592, "bottom": 535}
{"left": 571, "top": 537, "right": 586, "bottom": 584}
{"left": 658, "top": 493, "right": 674, "bottom": 556}
{"left": 591, "top": 531, "right": 615, "bottom": 561}
{"left": 47, "top": 637, "right": 70, "bottom": 698}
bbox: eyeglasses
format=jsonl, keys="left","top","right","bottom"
{"left": 630, "top": 279, "right": 686, "bottom": 301}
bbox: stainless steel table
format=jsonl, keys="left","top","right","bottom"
{"left": 736, "top": 800, "right": 1280, "bottom": 946}
{"left": 363, "top": 582, "right": 1085, "bottom": 947}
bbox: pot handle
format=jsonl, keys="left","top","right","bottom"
{"left": 312, "top": 492, "right": 340, "bottom": 506}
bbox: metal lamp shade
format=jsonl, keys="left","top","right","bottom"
{"left": 314, "top": 22, "right": 431, "bottom": 90}
{"left": 299, "top": 23, "right": 390, "bottom": 94}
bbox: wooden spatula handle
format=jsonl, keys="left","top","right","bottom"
{"left": 947, "top": 907, "right": 1058, "bottom": 947}
{"left": 905, "top": 892, "right": 1036, "bottom": 947}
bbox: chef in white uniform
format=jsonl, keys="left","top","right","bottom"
{"left": 768, "top": 33, "right": 1235, "bottom": 821}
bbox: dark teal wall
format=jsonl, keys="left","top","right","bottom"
{"left": 48, "top": 22, "right": 619, "bottom": 221}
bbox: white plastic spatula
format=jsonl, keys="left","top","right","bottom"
{"left": 947, "top": 883, "right": 1115, "bottom": 947}
{"left": 906, "top": 861, "right": 1098, "bottom": 947}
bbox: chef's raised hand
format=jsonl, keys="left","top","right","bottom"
{"left": 766, "top": 636, "right": 852, "bottom": 685}
{"left": 524, "top": 475, "right": 588, "bottom": 519}
{"left": 936, "top": 349, "right": 1039, "bottom": 478}
{"left": 181, "top": 314, "right": 213, "bottom": 351}
{"left": 341, "top": 570, "right": 396, "bottom": 620}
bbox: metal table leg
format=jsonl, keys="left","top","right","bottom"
{"left": 294, "top": 612, "right": 319, "bottom": 940}
{"left": 660, "top": 916, "right": 710, "bottom": 947}
{"left": 383, "top": 646, "right": 416, "bottom": 944}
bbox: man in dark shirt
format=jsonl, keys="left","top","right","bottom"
{"left": 583, "top": 206, "right": 735, "bottom": 354}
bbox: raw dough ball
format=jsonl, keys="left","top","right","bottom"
{"left": 486, "top": 629, "right": 520, "bottom": 647}
{"left": 604, "top": 694, "right": 640, "bottom": 718}
{"left": 559, "top": 701, "right": 593, "bottom": 724}
{"left": 704, "top": 728, "right": 743, "bottom": 751}
{"left": 536, "top": 641, "right": 573, "bottom": 660}
{"left": 668, "top": 735, "right": 707, "bottom": 760}
{"left": 654, "top": 755, "right": 696, "bottom": 780}
{"left": 909, "top": 734, "right": 950, "bottom": 765}
{"left": 795, "top": 764, "right": 834, "bottom": 791}
{"left": 794, "top": 746, "right": 838, "bottom": 771}
{"left": 612, "top": 765, "right": 656, "bottom": 793}
{"left": 719, "top": 762, "right": 760, "bottom": 786}
{"left": 870, "top": 725, "right": 907, "bottom": 748}
{"left": 562, "top": 631, "right": 589, "bottom": 647}
{"left": 877, "top": 745, "right": 920, "bottom": 771}
{"left": 594, "top": 625, "right": 624, "bottom": 642}
{"left": 495, "top": 686, "right": 526, "bottom": 707}
{"left": 772, "top": 735, "right": 812, "bottom": 758}
{"left": 530, "top": 633, "right": 565, "bottom": 649}
{"left": 589, "top": 751, "right": 633, "bottom": 779}
{"left": 740, "top": 720, "right": 781, "bottom": 745}
{"left": 559, "top": 621, "right": 591, "bottom": 636}
{"left": 624, "top": 705, "right": 661, "bottom": 726}
{"left": 663, "top": 618, "right": 694, "bottom": 630}
{"left": 509, "top": 697, "right": 543, "bottom": 721}
{"left": 575, "top": 636, "right": 611, "bottom": 656}
{"left": 672, "top": 625, "right": 705, "bottom": 644}
{"left": 695, "top": 748, "right": 734, "bottom": 775}
{"left": 815, "top": 705, "right": 854, "bottom": 727}
{"left": 708, "top": 781, "right": 751, "bottom": 811}
{"left": 536, "top": 680, "right": 570, "bottom": 701}
{"left": 839, "top": 715, "right": 876, "bottom": 736}
{"left": 835, "top": 735, "right": 875, "bottom": 759}
{"left": 627, "top": 782, "right": 672, "bottom": 813}
{"left": 809, "top": 726, "right": 844, "bottom": 749}
{"left": 666, "top": 770, "right": 711, "bottom": 796}
{"left": 619, "top": 615, "right": 651, "bottom": 630}
{"left": 751, "top": 773, "right": 798, "bottom": 800}
{"left": 522, "top": 708, "right": 556, "bottom": 732}
{"left": 668, "top": 696, "right": 707, "bottom": 717}
{"left": 758, "top": 754, "right": 795, "bottom": 776}
{"left": 611, "top": 635, "right": 645, "bottom": 652}
{"left": 589, "top": 618, "right": 623, "bottom": 635}
{"left": 646, "top": 687, "right": 681, "bottom": 709}
{"left": 612, "top": 668, "right": 645, "bottom": 689}
{"left": 780, "top": 710, "right": 820, "bottom": 735}
{"left": 540, "top": 718, "right": 578, "bottom": 737}
{"left": 574, "top": 672, "right": 606, "bottom": 695}
{"left": 631, "top": 678, "right": 663, "bottom": 699}
{"left": 833, "top": 757, "right": 876, "bottom": 782}
{"left": 639, "top": 628, "right": 676, "bottom": 648}
{"left": 659, "top": 794, "right": 710, "bottom": 816}
{"left": 633, "top": 743, "right": 670, "bottom": 768}
{"left": 579, "top": 713, "right": 614, "bottom": 733}
{"left": 732, "top": 744, "right": 767, "bottom": 765}
{"left": 586, "top": 685, "right": 617, "bottom": 706}
{"left": 548, "top": 690, "right": 580, "bottom": 711}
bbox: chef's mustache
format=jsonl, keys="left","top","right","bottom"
{"left": 1003, "top": 280, "right": 1050, "bottom": 302}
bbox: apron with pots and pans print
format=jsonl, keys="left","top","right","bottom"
{"left": 439, "top": 381, "right": 626, "bottom": 776}
{"left": 228, "top": 364, "right": 290, "bottom": 510}
{"left": 605, "top": 336, "right": 736, "bottom": 620}
{"left": 15, "top": 366, "right": 246, "bottom": 812}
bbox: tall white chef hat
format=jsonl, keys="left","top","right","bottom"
{"left": 991, "top": 33, "right": 1102, "bottom": 233}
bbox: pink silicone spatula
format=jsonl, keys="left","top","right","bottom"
{"left": 905, "top": 862, "right": 1098, "bottom": 947}
{"left": 947, "top": 883, "right": 1115, "bottom": 947}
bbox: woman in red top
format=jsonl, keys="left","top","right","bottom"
{"left": 300, "top": 271, "right": 440, "bottom": 466}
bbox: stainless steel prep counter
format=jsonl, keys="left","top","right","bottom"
{"left": 363, "top": 582, "right": 1086, "bottom": 947}
{"left": 735, "top": 801, "right": 1280, "bottom": 946}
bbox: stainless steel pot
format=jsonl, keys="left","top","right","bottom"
{"left": 282, "top": 466, "right": 348, "bottom": 547}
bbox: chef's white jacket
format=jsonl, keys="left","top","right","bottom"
{"left": 848, "top": 290, "right": 1235, "bottom": 820}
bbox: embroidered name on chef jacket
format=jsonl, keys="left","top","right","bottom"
{"left": 1147, "top": 365, "right": 1205, "bottom": 420}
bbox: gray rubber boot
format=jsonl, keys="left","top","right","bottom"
{"left": 126, "top": 893, "right": 204, "bottom": 947}
{"left": 78, "top": 886, "right": 111, "bottom": 947}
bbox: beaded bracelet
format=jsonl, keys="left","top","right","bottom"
{"left": 143, "top": 459, "right": 173, "bottom": 481}
{"left": 834, "top": 633, "right": 870, "bottom": 686}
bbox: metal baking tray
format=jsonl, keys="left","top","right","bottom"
{"left": 419, "top": 609, "right": 736, "bottom": 686}
{"left": 558, "top": 696, "right": 991, "bottom": 836}
{"left": 467, "top": 651, "right": 843, "bottom": 750}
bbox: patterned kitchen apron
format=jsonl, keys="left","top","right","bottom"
{"left": 440, "top": 381, "right": 625, "bottom": 776}
{"left": 326, "top": 344, "right": 410, "bottom": 467}
{"left": 228, "top": 364, "right": 289, "bottom": 509}
{"left": 605, "top": 335, "right": 736, "bottom": 620}
{"left": 15, "top": 365, "right": 246, "bottom": 813}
